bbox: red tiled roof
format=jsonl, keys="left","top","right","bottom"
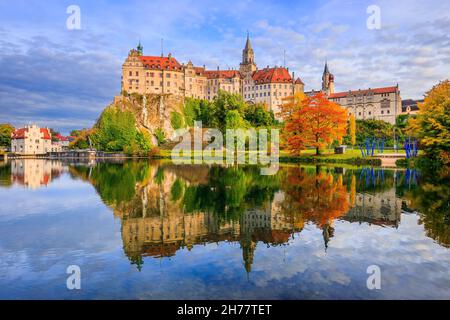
{"left": 12, "top": 128, "right": 28, "bottom": 139}
{"left": 55, "top": 134, "right": 69, "bottom": 141}
{"left": 329, "top": 86, "right": 398, "bottom": 99}
{"left": 138, "top": 55, "right": 182, "bottom": 71}
{"left": 193, "top": 66, "right": 206, "bottom": 76}
{"left": 12, "top": 127, "right": 51, "bottom": 140}
{"left": 204, "top": 70, "right": 241, "bottom": 79}
{"left": 252, "top": 67, "right": 293, "bottom": 84}
{"left": 40, "top": 128, "right": 51, "bottom": 140}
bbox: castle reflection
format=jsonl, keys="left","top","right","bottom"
{"left": 2, "top": 159, "right": 447, "bottom": 270}
{"left": 67, "top": 162, "right": 423, "bottom": 271}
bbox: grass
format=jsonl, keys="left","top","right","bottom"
{"left": 156, "top": 147, "right": 390, "bottom": 165}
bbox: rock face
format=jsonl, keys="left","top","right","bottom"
{"left": 111, "top": 93, "right": 184, "bottom": 144}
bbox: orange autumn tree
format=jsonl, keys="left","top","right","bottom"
{"left": 282, "top": 92, "right": 348, "bottom": 155}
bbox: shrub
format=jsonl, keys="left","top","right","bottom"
{"left": 154, "top": 128, "right": 166, "bottom": 146}
{"left": 171, "top": 111, "right": 184, "bottom": 129}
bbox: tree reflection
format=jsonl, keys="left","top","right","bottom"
{"left": 65, "top": 160, "right": 449, "bottom": 270}
{"left": 404, "top": 166, "right": 450, "bottom": 247}
{"left": 281, "top": 166, "right": 349, "bottom": 248}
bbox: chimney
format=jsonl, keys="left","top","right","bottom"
{"left": 217, "top": 66, "right": 219, "bottom": 71}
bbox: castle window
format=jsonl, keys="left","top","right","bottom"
{"left": 167, "top": 81, "right": 170, "bottom": 87}
{"left": 151, "top": 81, "right": 154, "bottom": 86}
{"left": 167, "top": 73, "right": 171, "bottom": 78}
{"left": 135, "top": 71, "right": 139, "bottom": 76}
{"left": 381, "top": 110, "right": 384, "bottom": 114}
{"left": 129, "top": 71, "right": 132, "bottom": 76}
{"left": 381, "top": 99, "right": 390, "bottom": 108}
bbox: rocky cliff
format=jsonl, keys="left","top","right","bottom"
{"left": 109, "top": 93, "right": 184, "bottom": 145}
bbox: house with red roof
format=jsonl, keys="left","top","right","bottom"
{"left": 11, "top": 124, "right": 62, "bottom": 155}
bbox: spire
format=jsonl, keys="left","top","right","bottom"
{"left": 245, "top": 31, "right": 252, "bottom": 50}
{"left": 137, "top": 39, "right": 143, "bottom": 55}
{"left": 324, "top": 60, "right": 329, "bottom": 74}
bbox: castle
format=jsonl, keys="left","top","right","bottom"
{"left": 121, "top": 34, "right": 304, "bottom": 116}
{"left": 308, "top": 61, "right": 402, "bottom": 124}
{"left": 122, "top": 34, "right": 403, "bottom": 124}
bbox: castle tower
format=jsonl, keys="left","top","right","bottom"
{"left": 241, "top": 238, "right": 256, "bottom": 274}
{"left": 137, "top": 40, "right": 143, "bottom": 56}
{"left": 239, "top": 32, "right": 257, "bottom": 76}
{"left": 321, "top": 61, "right": 334, "bottom": 96}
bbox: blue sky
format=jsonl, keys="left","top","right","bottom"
{"left": 0, "top": 0, "right": 449, "bottom": 134}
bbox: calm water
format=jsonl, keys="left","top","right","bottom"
{"left": 0, "top": 159, "right": 448, "bottom": 299}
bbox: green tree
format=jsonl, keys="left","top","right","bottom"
{"left": 354, "top": 119, "right": 401, "bottom": 147}
{"left": 49, "top": 128, "right": 60, "bottom": 142}
{"left": 0, "top": 123, "right": 14, "bottom": 148}
{"left": 213, "top": 90, "right": 246, "bottom": 131}
{"left": 244, "top": 103, "right": 275, "bottom": 127}
{"left": 184, "top": 98, "right": 201, "bottom": 127}
{"left": 69, "top": 128, "right": 92, "bottom": 149}
{"left": 91, "top": 107, "right": 151, "bottom": 153}
{"left": 225, "top": 110, "right": 249, "bottom": 129}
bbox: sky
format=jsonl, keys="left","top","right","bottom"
{"left": 0, "top": 0, "right": 449, "bottom": 134}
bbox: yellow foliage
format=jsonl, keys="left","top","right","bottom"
{"left": 407, "top": 80, "right": 450, "bottom": 163}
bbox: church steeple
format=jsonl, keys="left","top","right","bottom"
{"left": 240, "top": 32, "right": 257, "bottom": 75}
{"left": 242, "top": 31, "right": 255, "bottom": 64}
{"left": 322, "top": 61, "right": 334, "bottom": 95}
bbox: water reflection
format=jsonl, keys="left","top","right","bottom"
{"left": 67, "top": 161, "right": 448, "bottom": 270}
{"left": 1, "top": 159, "right": 448, "bottom": 274}
{"left": 0, "top": 159, "right": 64, "bottom": 189}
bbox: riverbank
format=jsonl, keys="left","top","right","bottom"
{"left": 154, "top": 148, "right": 396, "bottom": 166}
{"left": 5, "top": 148, "right": 414, "bottom": 167}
